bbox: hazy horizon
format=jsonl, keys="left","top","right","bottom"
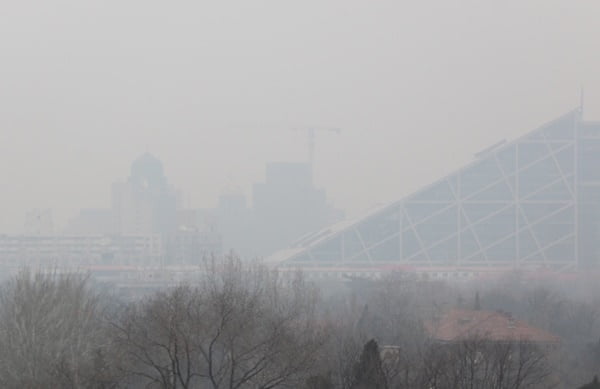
{"left": 2, "top": 1, "right": 600, "bottom": 233}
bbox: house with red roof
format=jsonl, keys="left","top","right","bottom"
{"left": 425, "top": 308, "right": 560, "bottom": 345}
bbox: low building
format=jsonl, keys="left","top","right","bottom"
{"left": 165, "top": 228, "right": 222, "bottom": 264}
{"left": 0, "top": 234, "right": 163, "bottom": 267}
{"left": 425, "top": 308, "right": 560, "bottom": 345}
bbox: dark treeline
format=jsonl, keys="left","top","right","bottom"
{"left": 0, "top": 258, "right": 599, "bottom": 388}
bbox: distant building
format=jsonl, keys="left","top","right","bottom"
{"left": 165, "top": 227, "right": 222, "bottom": 264}
{"left": 1, "top": 154, "right": 222, "bottom": 268}
{"left": 425, "top": 308, "right": 560, "bottom": 345}
{"left": 0, "top": 234, "right": 163, "bottom": 267}
{"left": 64, "top": 209, "right": 114, "bottom": 235}
{"left": 112, "top": 153, "right": 177, "bottom": 235}
{"left": 216, "top": 192, "right": 254, "bottom": 257}
{"left": 269, "top": 109, "right": 600, "bottom": 273}
{"left": 211, "top": 162, "right": 343, "bottom": 259}
{"left": 9, "top": 155, "right": 346, "bottom": 267}
{"left": 251, "top": 162, "right": 344, "bottom": 256}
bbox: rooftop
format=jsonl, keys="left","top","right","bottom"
{"left": 425, "top": 308, "right": 560, "bottom": 344}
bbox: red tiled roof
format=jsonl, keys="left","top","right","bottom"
{"left": 425, "top": 309, "right": 560, "bottom": 344}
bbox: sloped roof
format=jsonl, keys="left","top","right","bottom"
{"left": 425, "top": 308, "right": 560, "bottom": 343}
{"left": 267, "top": 109, "right": 581, "bottom": 265}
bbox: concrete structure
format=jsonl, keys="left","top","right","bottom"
{"left": 215, "top": 192, "right": 254, "bottom": 257}
{"left": 1, "top": 154, "right": 222, "bottom": 268}
{"left": 112, "top": 153, "right": 177, "bottom": 235}
{"left": 269, "top": 109, "right": 600, "bottom": 274}
{"left": 64, "top": 209, "right": 114, "bottom": 235}
{"left": 0, "top": 231, "right": 222, "bottom": 269}
{"left": 165, "top": 228, "right": 222, "bottom": 264}
{"left": 250, "top": 162, "right": 344, "bottom": 256}
{"left": 0, "top": 234, "right": 163, "bottom": 267}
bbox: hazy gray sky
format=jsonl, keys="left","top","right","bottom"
{"left": 2, "top": 1, "right": 600, "bottom": 233}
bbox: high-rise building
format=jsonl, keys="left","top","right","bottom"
{"left": 2, "top": 154, "right": 222, "bottom": 268}
{"left": 112, "top": 153, "right": 177, "bottom": 235}
{"left": 251, "top": 162, "right": 344, "bottom": 256}
{"left": 216, "top": 192, "right": 253, "bottom": 256}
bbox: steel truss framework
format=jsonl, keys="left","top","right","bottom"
{"left": 283, "top": 111, "right": 587, "bottom": 270}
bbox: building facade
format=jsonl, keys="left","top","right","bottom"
{"left": 0, "top": 234, "right": 163, "bottom": 267}
{"left": 251, "top": 162, "right": 344, "bottom": 256}
{"left": 112, "top": 153, "right": 177, "bottom": 236}
{"left": 0, "top": 154, "right": 222, "bottom": 269}
{"left": 271, "top": 110, "right": 600, "bottom": 272}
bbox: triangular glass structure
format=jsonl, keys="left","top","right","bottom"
{"left": 273, "top": 110, "right": 582, "bottom": 270}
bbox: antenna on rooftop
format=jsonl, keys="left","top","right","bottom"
{"left": 580, "top": 85, "right": 585, "bottom": 114}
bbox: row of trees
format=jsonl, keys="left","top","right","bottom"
{"left": 334, "top": 336, "right": 552, "bottom": 389}
{"left": 0, "top": 258, "right": 596, "bottom": 388}
{"left": 0, "top": 258, "right": 328, "bottom": 388}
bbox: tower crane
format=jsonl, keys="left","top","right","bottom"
{"left": 292, "top": 126, "right": 341, "bottom": 170}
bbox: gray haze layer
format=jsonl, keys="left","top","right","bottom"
{"left": 2, "top": 1, "right": 600, "bottom": 232}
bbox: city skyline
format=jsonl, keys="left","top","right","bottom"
{"left": 3, "top": 2, "right": 600, "bottom": 233}
{"left": 4, "top": 101, "right": 599, "bottom": 235}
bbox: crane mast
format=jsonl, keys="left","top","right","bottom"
{"left": 293, "top": 127, "right": 341, "bottom": 174}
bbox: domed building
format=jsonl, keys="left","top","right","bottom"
{"left": 112, "top": 153, "right": 176, "bottom": 235}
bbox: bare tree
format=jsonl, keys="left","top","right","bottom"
{"left": 110, "top": 285, "right": 200, "bottom": 388}
{"left": 0, "top": 269, "right": 114, "bottom": 388}
{"left": 419, "top": 336, "right": 555, "bottom": 389}
{"left": 112, "top": 255, "right": 328, "bottom": 388}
